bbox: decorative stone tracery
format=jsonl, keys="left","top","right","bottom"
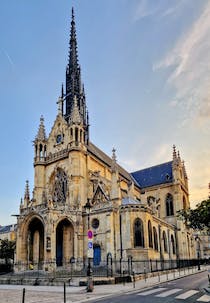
{"left": 52, "top": 168, "right": 68, "bottom": 203}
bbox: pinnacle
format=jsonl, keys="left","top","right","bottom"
{"left": 69, "top": 96, "right": 82, "bottom": 124}
{"left": 36, "top": 115, "right": 47, "bottom": 141}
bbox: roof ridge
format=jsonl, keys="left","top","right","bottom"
{"left": 132, "top": 160, "right": 172, "bottom": 174}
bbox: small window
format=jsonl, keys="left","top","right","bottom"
{"left": 171, "top": 235, "right": 176, "bottom": 254}
{"left": 165, "top": 173, "right": 170, "bottom": 181}
{"left": 163, "top": 231, "right": 168, "bottom": 253}
{"left": 153, "top": 227, "right": 158, "bottom": 251}
{"left": 166, "top": 193, "right": 174, "bottom": 216}
{"left": 92, "top": 218, "right": 99, "bottom": 229}
{"left": 148, "top": 220, "right": 153, "bottom": 248}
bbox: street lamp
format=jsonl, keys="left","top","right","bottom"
{"left": 84, "top": 199, "right": 94, "bottom": 292}
{"left": 195, "top": 235, "right": 201, "bottom": 270}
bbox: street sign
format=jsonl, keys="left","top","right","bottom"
{"left": 87, "top": 238, "right": 93, "bottom": 258}
{"left": 87, "top": 229, "right": 93, "bottom": 239}
{"left": 87, "top": 248, "right": 93, "bottom": 258}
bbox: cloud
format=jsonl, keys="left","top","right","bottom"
{"left": 154, "top": 2, "right": 210, "bottom": 126}
{"left": 133, "top": 0, "right": 160, "bottom": 21}
{"left": 133, "top": 0, "right": 189, "bottom": 22}
{"left": 160, "top": 1, "right": 187, "bottom": 18}
{"left": 2, "top": 49, "right": 15, "bottom": 67}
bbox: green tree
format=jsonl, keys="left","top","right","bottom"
{"left": 0, "top": 239, "right": 16, "bottom": 264}
{"left": 178, "top": 198, "right": 210, "bottom": 231}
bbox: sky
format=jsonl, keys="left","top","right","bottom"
{"left": 0, "top": 0, "right": 210, "bottom": 225}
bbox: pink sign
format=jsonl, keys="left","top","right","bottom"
{"left": 87, "top": 229, "right": 93, "bottom": 239}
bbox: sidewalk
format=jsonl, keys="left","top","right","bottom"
{"left": 0, "top": 266, "right": 208, "bottom": 303}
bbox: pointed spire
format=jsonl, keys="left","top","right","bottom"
{"left": 69, "top": 7, "right": 78, "bottom": 69}
{"left": 182, "top": 161, "right": 188, "bottom": 179}
{"left": 61, "top": 83, "right": 64, "bottom": 99}
{"left": 69, "top": 95, "right": 82, "bottom": 124}
{"left": 65, "top": 8, "right": 87, "bottom": 130}
{"left": 86, "top": 110, "right": 89, "bottom": 144}
{"left": 36, "top": 115, "right": 46, "bottom": 141}
{"left": 177, "top": 150, "right": 181, "bottom": 163}
{"left": 173, "top": 144, "right": 177, "bottom": 161}
{"left": 111, "top": 148, "right": 118, "bottom": 172}
{"left": 57, "top": 96, "right": 64, "bottom": 115}
{"left": 24, "top": 180, "right": 30, "bottom": 201}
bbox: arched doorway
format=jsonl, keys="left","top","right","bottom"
{"left": 27, "top": 217, "right": 44, "bottom": 269}
{"left": 93, "top": 244, "right": 101, "bottom": 266}
{"left": 56, "top": 219, "right": 74, "bottom": 267}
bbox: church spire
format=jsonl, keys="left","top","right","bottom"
{"left": 65, "top": 7, "right": 87, "bottom": 128}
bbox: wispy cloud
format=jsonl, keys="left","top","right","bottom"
{"left": 133, "top": 0, "right": 189, "bottom": 22}
{"left": 160, "top": 0, "right": 188, "bottom": 18}
{"left": 2, "top": 48, "right": 15, "bottom": 67}
{"left": 133, "top": 0, "right": 162, "bottom": 21}
{"left": 154, "top": 2, "right": 210, "bottom": 125}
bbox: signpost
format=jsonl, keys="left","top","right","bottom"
{"left": 87, "top": 230, "right": 93, "bottom": 258}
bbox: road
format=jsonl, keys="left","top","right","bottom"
{"left": 92, "top": 270, "right": 210, "bottom": 303}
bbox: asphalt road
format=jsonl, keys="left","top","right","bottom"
{"left": 92, "top": 270, "right": 210, "bottom": 303}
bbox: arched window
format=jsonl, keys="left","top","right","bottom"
{"left": 163, "top": 231, "right": 168, "bottom": 253}
{"left": 70, "top": 128, "right": 73, "bottom": 138}
{"left": 39, "top": 144, "right": 43, "bottom": 158}
{"left": 75, "top": 127, "right": 78, "bottom": 142}
{"left": 166, "top": 193, "right": 174, "bottom": 216}
{"left": 134, "top": 218, "right": 144, "bottom": 247}
{"left": 44, "top": 145, "right": 47, "bottom": 158}
{"left": 153, "top": 227, "right": 158, "bottom": 251}
{"left": 148, "top": 220, "right": 153, "bottom": 248}
{"left": 80, "top": 130, "right": 83, "bottom": 142}
{"left": 171, "top": 234, "right": 176, "bottom": 254}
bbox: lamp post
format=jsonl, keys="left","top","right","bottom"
{"left": 195, "top": 235, "right": 201, "bottom": 270}
{"left": 84, "top": 199, "right": 94, "bottom": 292}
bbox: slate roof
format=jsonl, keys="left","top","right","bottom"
{"left": 122, "top": 197, "right": 140, "bottom": 205}
{"left": 131, "top": 161, "right": 173, "bottom": 188}
{"left": 0, "top": 224, "right": 16, "bottom": 234}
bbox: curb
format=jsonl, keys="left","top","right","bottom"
{"left": 76, "top": 268, "right": 208, "bottom": 303}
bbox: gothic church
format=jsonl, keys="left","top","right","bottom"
{"left": 15, "top": 9, "right": 195, "bottom": 271}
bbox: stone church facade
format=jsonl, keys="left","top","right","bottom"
{"left": 15, "top": 9, "right": 195, "bottom": 271}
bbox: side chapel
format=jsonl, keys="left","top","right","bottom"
{"left": 15, "top": 9, "right": 195, "bottom": 271}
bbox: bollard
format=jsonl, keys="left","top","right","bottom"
{"left": 133, "top": 271, "right": 135, "bottom": 288}
{"left": 208, "top": 274, "right": 210, "bottom": 287}
{"left": 64, "top": 282, "right": 66, "bottom": 303}
{"left": 22, "top": 288, "right": 25, "bottom": 303}
{"left": 144, "top": 266, "right": 147, "bottom": 282}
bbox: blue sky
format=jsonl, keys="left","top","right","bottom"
{"left": 0, "top": 0, "right": 210, "bottom": 225}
